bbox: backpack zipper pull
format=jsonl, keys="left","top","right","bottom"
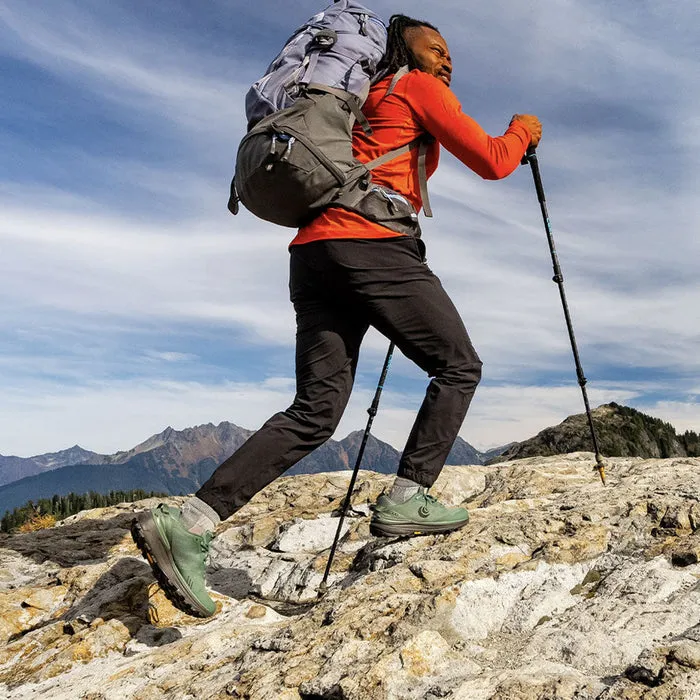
{"left": 359, "top": 14, "right": 368, "bottom": 36}
{"left": 374, "top": 187, "right": 396, "bottom": 214}
{"left": 280, "top": 136, "right": 296, "bottom": 162}
{"left": 266, "top": 134, "right": 278, "bottom": 171}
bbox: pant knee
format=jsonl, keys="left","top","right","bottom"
{"left": 437, "top": 355, "right": 482, "bottom": 389}
{"left": 467, "top": 359, "right": 483, "bottom": 385}
{"left": 284, "top": 396, "right": 345, "bottom": 445}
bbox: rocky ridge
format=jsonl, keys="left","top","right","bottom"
{"left": 491, "top": 403, "right": 700, "bottom": 464}
{"left": 2, "top": 454, "right": 700, "bottom": 699}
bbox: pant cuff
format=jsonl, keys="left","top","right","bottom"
{"left": 194, "top": 490, "right": 236, "bottom": 522}
{"left": 396, "top": 464, "right": 436, "bottom": 489}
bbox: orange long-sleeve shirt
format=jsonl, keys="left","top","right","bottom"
{"left": 290, "top": 69, "right": 531, "bottom": 246}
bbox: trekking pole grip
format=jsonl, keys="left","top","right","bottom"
{"left": 521, "top": 147, "right": 546, "bottom": 204}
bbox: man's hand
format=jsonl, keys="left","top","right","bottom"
{"left": 511, "top": 114, "right": 542, "bottom": 148}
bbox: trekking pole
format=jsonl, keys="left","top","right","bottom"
{"left": 318, "top": 342, "right": 395, "bottom": 595}
{"left": 521, "top": 147, "right": 607, "bottom": 486}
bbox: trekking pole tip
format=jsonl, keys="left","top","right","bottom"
{"left": 594, "top": 459, "right": 607, "bottom": 486}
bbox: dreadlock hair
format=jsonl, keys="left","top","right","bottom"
{"left": 376, "top": 14, "right": 440, "bottom": 76}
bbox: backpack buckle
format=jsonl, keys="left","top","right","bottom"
{"left": 313, "top": 29, "right": 337, "bottom": 49}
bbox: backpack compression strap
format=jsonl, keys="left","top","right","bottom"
{"left": 305, "top": 83, "right": 373, "bottom": 135}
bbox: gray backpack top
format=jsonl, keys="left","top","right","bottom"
{"left": 245, "top": 0, "right": 385, "bottom": 128}
{"left": 229, "top": 0, "right": 432, "bottom": 235}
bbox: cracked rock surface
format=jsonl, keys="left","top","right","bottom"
{"left": 1, "top": 455, "right": 700, "bottom": 699}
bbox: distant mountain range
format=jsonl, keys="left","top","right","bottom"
{"left": 0, "top": 446, "right": 108, "bottom": 487}
{"left": 2, "top": 402, "right": 696, "bottom": 518}
{"left": 489, "top": 402, "right": 699, "bottom": 464}
{"left": 0, "top": 424, "right": 503, "bottom": 517}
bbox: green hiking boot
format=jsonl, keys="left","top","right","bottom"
{"left": 131, "top": 504, "right": 217, "bottom": 618}
{"left": 370, "top": 488, "right": 470, "bottom": 537}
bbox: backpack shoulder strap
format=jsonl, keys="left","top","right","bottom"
{"left": 364, "top": 135, "right": 434, "bottom": 218}
{"left": 384, "top": 65, "right": 410, "bottom": 99}
{"left": 360, "top": 66, "right": 435, "bottom": 217}
{"left": 416, "top": 138, "right": 433, "bottom": 218}
{"left": 364, "top": 138, "right": 418, "bottom": 170}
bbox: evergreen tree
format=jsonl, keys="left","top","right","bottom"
{"left": 1, "top": 489, "right": 169, "bottom": 533}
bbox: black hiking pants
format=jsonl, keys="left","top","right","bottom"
{"left": 197, "top": 237, "right": 482, "bottom": 520}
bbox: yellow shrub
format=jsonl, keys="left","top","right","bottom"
{"left": 17, "top": 513, "right": 57, "bottom": 532}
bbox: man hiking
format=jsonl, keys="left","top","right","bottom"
{"left": 132, "top": 14, "right": 542, "bottom": 618}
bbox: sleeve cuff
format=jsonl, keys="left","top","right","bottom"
{"left": 507, "top": 119, "right": 532, "bottom": 149}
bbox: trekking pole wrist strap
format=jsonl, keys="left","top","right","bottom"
{"left": 521, "top": 145, "right": 536, "bottom": 166}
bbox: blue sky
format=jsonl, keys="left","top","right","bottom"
{"left": 1, "top": 0, "right": 698, "bottom": 457}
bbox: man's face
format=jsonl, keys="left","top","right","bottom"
{"left": 404, "top": 26, "right": 452, "bottom": 87}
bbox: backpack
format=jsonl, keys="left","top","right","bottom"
{"left": 228, "top": 0, "right": 432, "bottom": 235}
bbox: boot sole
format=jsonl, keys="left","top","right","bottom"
{"left": 369, "top": 518, "right": 469, "bottom": 538}
{"left": 130, "top": 513, "right": 214, "bottom": 618}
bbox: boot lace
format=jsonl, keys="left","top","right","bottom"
{"left": 418, "top": 490, "right": 444, "bottom": 510}
{"left": 199, "top": 531, "right": 214, "bottom": 554}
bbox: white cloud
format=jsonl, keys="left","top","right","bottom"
{"left": 0, "top": 188, "right": 295, "bottom": 344}
{"left": 643, "top": 400, "right": 700, "bottom": 435}
{"left": 424, "top": 160, "right": 700, "bottom": 379}
{"left": 0, "top": 372, "right": 397, "bottom": 457}
{"left": 143, "top": 351, "right": 197, "bottom": 363}
{"left": 1, "top": 0, "right": 698, "bottom": 460}
{"left": 0, "top": 378, "right": 295, "bottom": 456}
{"left": 0, "top": 1, "right": 251, "bottom": 140}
